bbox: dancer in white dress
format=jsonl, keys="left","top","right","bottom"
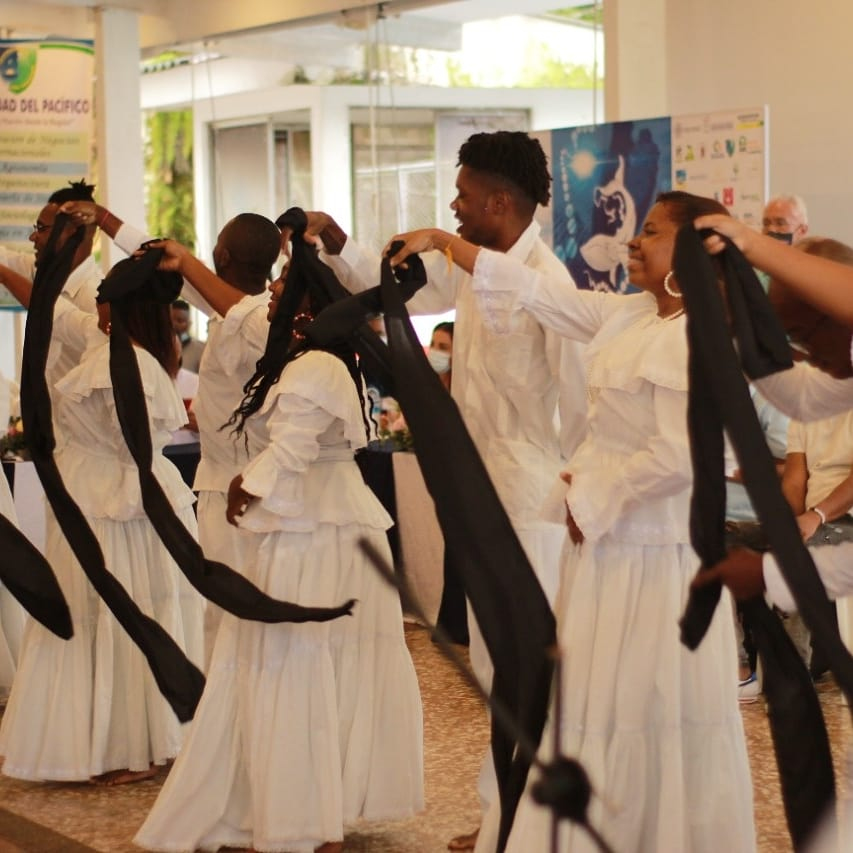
{"left": 0, "top": 268, "right": 205, "bottom": 784}
{"left": 297, "top": 134, "right": 587, "bottom": 850}
{"left": 0, "top": 471, "right": 24, "bottom": 704}
{"left": 135, "top": 222, "right": 423, "bottom": 853}
{"left": 387, "top": 191, "right": 756, "bottom": 853}
{"left": 0, "top": 370, "right": 25, "bottom": 702}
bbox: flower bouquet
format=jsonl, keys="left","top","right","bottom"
{"left": 378, "top": 424, "right": 414, "bottom": 453}
{"left": 0, "top": 416, "right": 28, "bottom": 460}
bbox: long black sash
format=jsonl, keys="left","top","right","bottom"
{"left": 0, "top": 512, "right": 72, "bottom": 639}
{"left": 100, "top": 249, "right": 355, "bottom": 628}
{"left": 675, "top": 225, "right": 853, "bottom": 847}
{"left": 21, "top": 219, "right": 205, "bottom": 721}
{"left": 378, "top": 253, "right": 557, "bottom": 852}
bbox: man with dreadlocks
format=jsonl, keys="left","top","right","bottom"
{"left": 135, "top": 212, "right": 424, "bottom": 853}
{"left": 295, "top": 130, "right": 587, "bottom": 850}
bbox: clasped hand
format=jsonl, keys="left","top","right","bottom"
{"left": 226, "top": 474, "right": 255, "bottom": 526}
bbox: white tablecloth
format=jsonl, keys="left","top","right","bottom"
{"left": 391, "top": 452, "right": 444, "bottom": 625}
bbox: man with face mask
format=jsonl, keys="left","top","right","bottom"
{"left": 762, "top": 194, "right": 809, "bottom": 245}
{"left": 428, "top": 321, "right": 454, "bottom": 391}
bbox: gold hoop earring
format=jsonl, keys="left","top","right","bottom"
{"left": 663, "top": 271, "right": 682, "bottom": 299}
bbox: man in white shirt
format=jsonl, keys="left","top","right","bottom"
{"left": 293, "top": 131, "right": 588, "bottom": 851}
{"left": 0, "top": 180, "right": 144, "bottom": 405}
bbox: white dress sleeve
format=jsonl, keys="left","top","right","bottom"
{"left": 112, "top": 222, "right": 150, "bottom": 257}
{"left": 755, "top": 363, "right": 853, "bottom": 421}
{"left": 763, "top": 545, "right": 853, "bottom": 612}
{"left": 471, "top": 247, "right": 610, "bottom": 342}
{"left": 0, "top": 246, "right": 35, "bottom": 279}
{"left": 568, "top": 383, "right": 692, "bottom": 542}
{"left": 215, "top": 295, "right": 268, "bottom": 376}
{"left": 240, "top": 393, "right": 335, "bottom": 517}
{"left": 52, "top": 297, "right": 103, "bottom": 353}
{"left": 240, "top": 352, "right": 366, "bottom": 519}
{"left": 322, "top": 239, "right": 380, "bottom": 295}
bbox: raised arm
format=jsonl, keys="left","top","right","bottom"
{"left": 59, "top": 200, "right": 150, "bottom": 259}
{"left": 385, "top": 228, "right": 481, "bottom": 275}
{"left": 296, "top": 210, "right": 349, "bottom": 256}
{"left": 0, "top": 264, "right": 34, "bottom": 308}
{"left": 696, "top": 213, "right": 853, "bottom": 327}
{"left": 146, "top": 239, "right": 247, "bottom": 318}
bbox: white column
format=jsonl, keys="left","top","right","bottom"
{"left": 603, "top": 0, "right": 668, "bottom": 121}
{"left": 94, "top": 8, "right": 146, "bottom": 270}
{"left": 312, "top": 89, "right": 353, "bottom": 232}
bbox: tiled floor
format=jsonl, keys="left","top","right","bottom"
{"left": 0, "top": 623, "right": 850, "bottom": 852}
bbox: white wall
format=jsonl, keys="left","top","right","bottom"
{"left": 174, "top": 81, "right": 603, "bottom": 263}
{"left": 661, "top": 0, "right": 852, "bottom": 241}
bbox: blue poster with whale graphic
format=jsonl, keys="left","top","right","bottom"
{"left": 548, "top": 117, "right": 671, "bottom": 294}
{"left": 539, "top": 107, "right": 767, "bottom": 293}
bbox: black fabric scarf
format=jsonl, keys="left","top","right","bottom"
{"left": 21, "top": 216, "right": 205, "bottom": 721}
{"left": 23, "top": 226, "right": 354, "bottom": 722}
{"left": 376, "top": 251, "right": 557, "bottom": 853}
{"left": 276, "top": 208, "right": 398, "bottom": 392}
{"left": 305, "top": 247, "right": 601, "bottom": 849}
{"left": 674, "top": 224, "right": 853, "bottom": 848}
{"left": 0, "top": 512, "right": 72, "bottom": 639}
{"left": 99, "top": 249, "right": 355, "bottom": 629}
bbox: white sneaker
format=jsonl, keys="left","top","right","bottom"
{"left": 738, "top": 672, "right": 760, "bottom": 704}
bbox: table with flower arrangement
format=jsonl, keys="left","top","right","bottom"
{"left": 357, "top": 442, "right": 444, "bottom": 627}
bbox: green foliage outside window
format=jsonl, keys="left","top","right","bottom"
{"left": 144, "top": 108, "right": 195, "bottom": 251}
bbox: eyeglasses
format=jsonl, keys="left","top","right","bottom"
{"left": 31, "top": 222, "right": 52, "bottom": 233}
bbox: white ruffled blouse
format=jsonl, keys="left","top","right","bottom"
{"left": 52, "top": 301, "right": 195, "bottom": 521}
{"left": 237, "top": 350, "right": 392, "bottom": 534}
{"left": 472, "top": 248, "right": 693, "bottom": 545}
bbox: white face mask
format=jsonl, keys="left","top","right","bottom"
{"left": 427, "top": 347, "right": 451, "bottom": 375}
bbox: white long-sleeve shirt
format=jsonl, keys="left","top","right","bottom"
{"left": 1, "top": 225, "right": 147, "bottom": 442}
{"left": 109, "top": 223, "right": 269, "bottom": 495}
{"left": 471, "top": 247, "right": 693, "bottom": 544}
{"left": 325, "top": 220, "right": 588, "bottom": 531}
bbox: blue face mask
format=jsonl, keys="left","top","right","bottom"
{"left": 766, "top": 231, "right": 794, "bottom": 245}
{"left": 427, "top": 348, "right": 451, "bottom": 375}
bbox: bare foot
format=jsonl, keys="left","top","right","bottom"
{"left": 90, "top": 765, "right": 158, "bottom": 786}
{"left": 448, "top": 827, "right": 479, "bottom": 850}
{"left": 315, "top": 843, "right": 343, "bottom": 853}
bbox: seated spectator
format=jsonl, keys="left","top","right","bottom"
{"left": 164, "top": 334, "right": 201, "bottom": 490}
{"left": 171, "top": 299, "right": 205, "bottom": 373}
{"left": 780, "top": 398, "right": 853, "bottom": 680}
